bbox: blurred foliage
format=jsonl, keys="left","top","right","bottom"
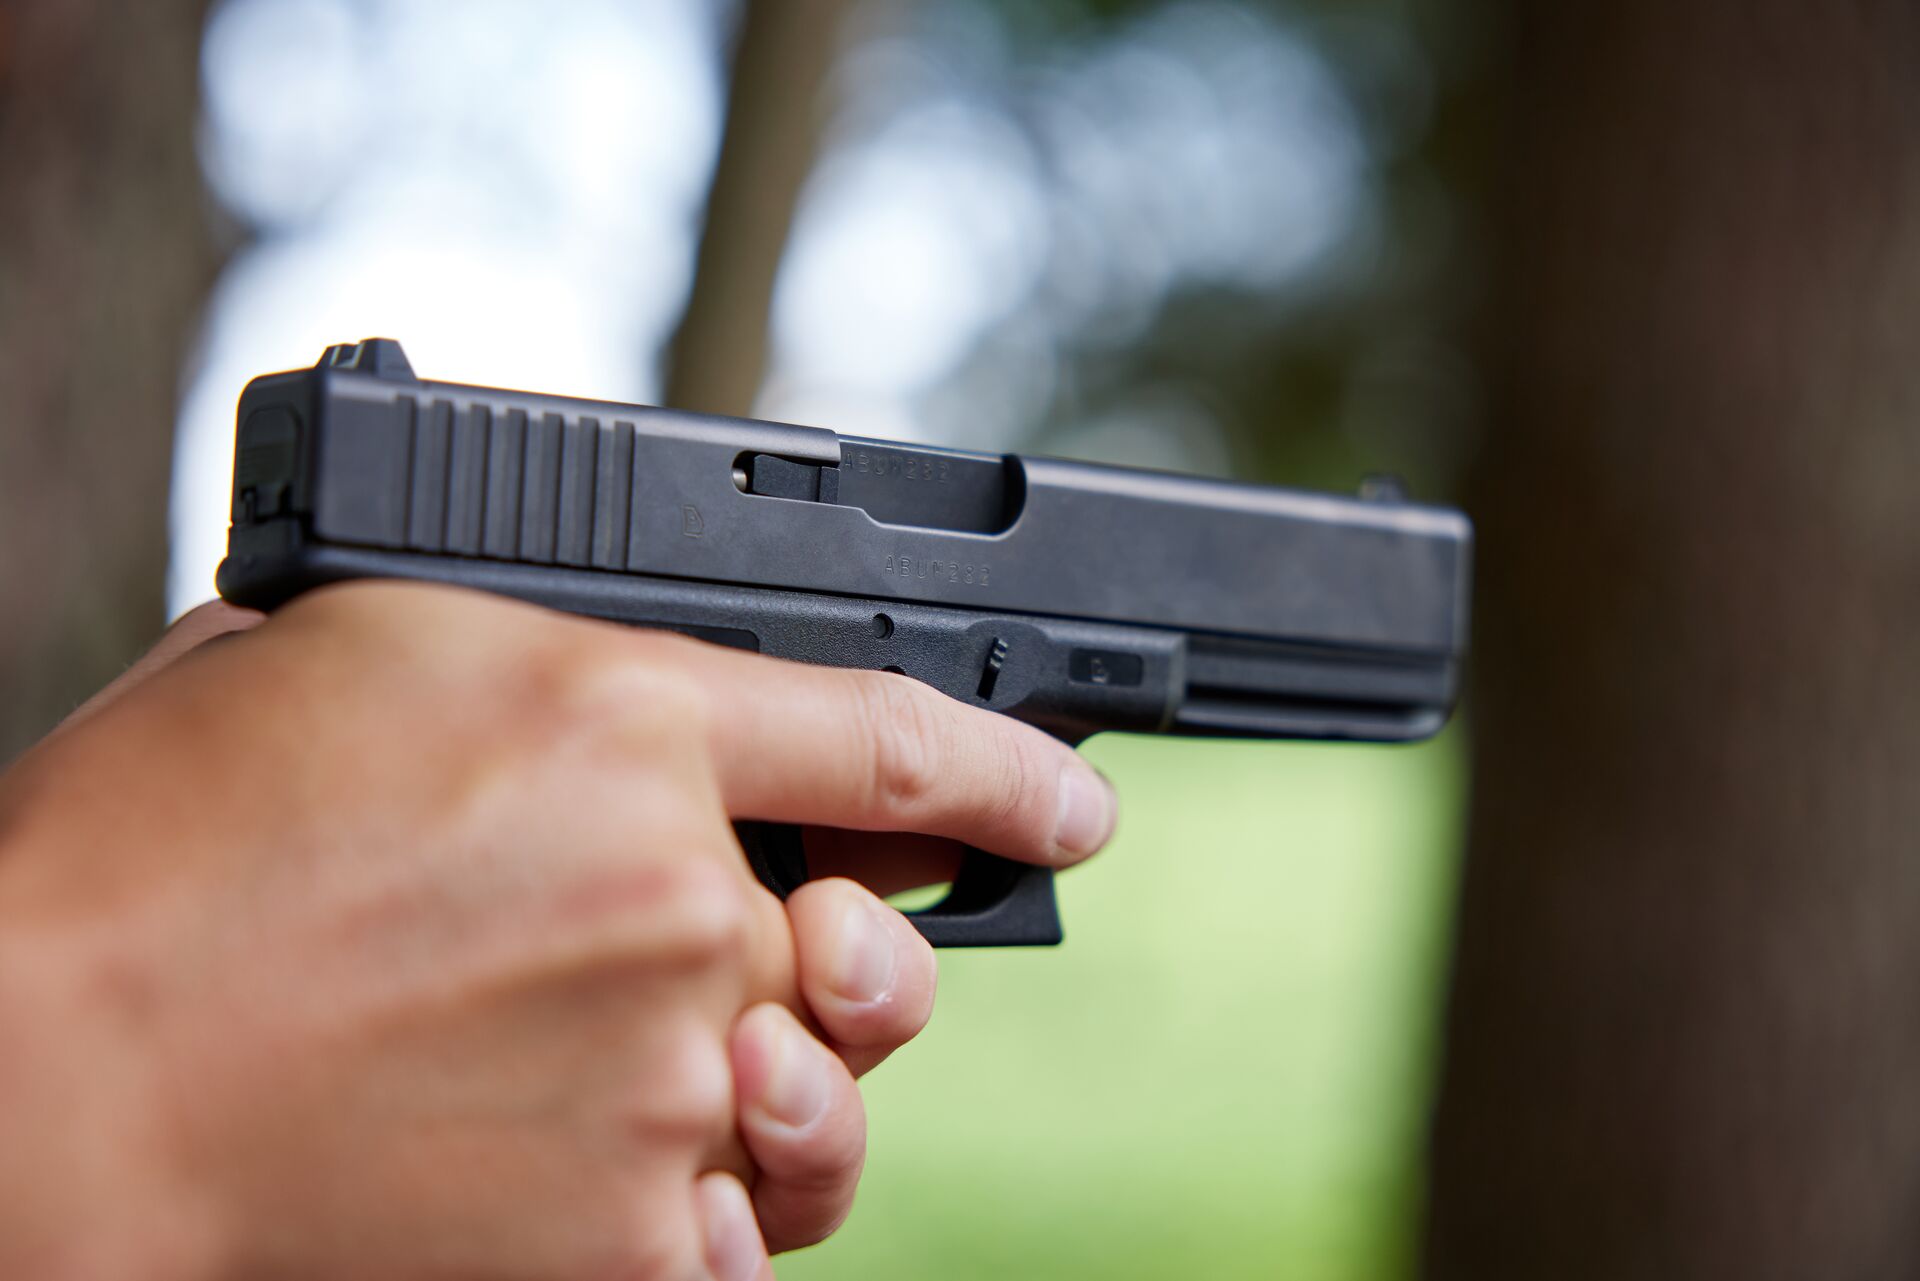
{"left": 939, "top": 0, "right": 1489, "bottom": 500}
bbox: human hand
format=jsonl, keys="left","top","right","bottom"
{"left": 0, "top": 583, "right": 1114, "bottom": 1280}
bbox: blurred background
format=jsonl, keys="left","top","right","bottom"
{"left": 3, "top": 1, "right": 1915, "bottom": 1278}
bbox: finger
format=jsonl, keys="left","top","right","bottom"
{"left": 730, "top": 1002, "right": 868, "bottom": 1253}
{"left": 785, "top": 878, "right": 936, "bottom": 1077}
{"left": 660, "top": 638, "right": 1117, "bottom": 867}
{"left": 50, "top": 600, "right": 265, "bottom": 737}
{"left": 801, "top": 828, "right": 965, "bottom": 897}
{"left": 694, "top": 1171, "right": 775, "bottom": 1281}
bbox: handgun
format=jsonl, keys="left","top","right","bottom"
{"left": 217, "top": 339, "right": 1473, "bottom": 947}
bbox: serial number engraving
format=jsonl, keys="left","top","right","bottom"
{"left": 883, "top": 554, "right": 990, "bottom": 587}
{"left": 850, "top": 449, "right": 950, "bottom": 483}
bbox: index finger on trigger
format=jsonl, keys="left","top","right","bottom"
{"left": 664, "top": 638, "right": 1117, "bottom": 868}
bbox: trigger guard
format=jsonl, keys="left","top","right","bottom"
{"left": 734, "top": 823, "right": 1062, "bottom": 947}
{"left": 909, "top": 853, "right": 1062, "bottom": 947}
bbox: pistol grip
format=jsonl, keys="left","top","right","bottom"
{"left": 735, "top": 822, "right": 1062, "bottom": 948}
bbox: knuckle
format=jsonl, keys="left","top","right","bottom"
{"left": 556, "top": 851, "right": 750, "bottom": 962}
{"left": 850, "top": 672, "right": 948, "bottom": 817}
{"left": 638, "top": 1027, "right": 735, "bottom": 1143}
{"left": 524, "top": 642, "right": 713, "bottom": 760}
{"left": 625, "top": 856, "right": 754, "bottom": 966}
{"left": 991, "top": 733, "right": 1058, "bottom": 854}
{"left": 671, "top": 860, "right": 756, "bottom": 962}
{"left": 988, "top": 734, "right": 1041, "bottom": 824}
{"left": 611, "top": 1210, "right": 702, "bottom": 1281}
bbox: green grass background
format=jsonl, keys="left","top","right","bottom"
{"left": 778, "top": 729, "right": 1466, "bottom": 1280}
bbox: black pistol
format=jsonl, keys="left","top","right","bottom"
{"left": 218, "top": 339, "right": 1473, "bottom": 948}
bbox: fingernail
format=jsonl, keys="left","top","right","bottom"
{"left": 1055, "top": 764, "right": 1117, "bottom": 858}
{"left": 830, "top": 897, "right": 897, "bottom": 1004}
{"left": 698, "top": 1174, "right": 765, "bottom": 1281}
{"left": 758, "top": 1018, "right": 832, "bottom": 1129}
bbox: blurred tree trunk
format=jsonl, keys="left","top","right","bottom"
{"left": 662, "top": 0, "right": 856, "bottom": 417}
{"left": 1426, "top": 2, "right": 1920, "bottom": 1278}
{"left": 0, "top": 0, "right": 218, "bottom": 761}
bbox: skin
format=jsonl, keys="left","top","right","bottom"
{"left": 0, "top": 583, "right": 1115, "bottom": 1281}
